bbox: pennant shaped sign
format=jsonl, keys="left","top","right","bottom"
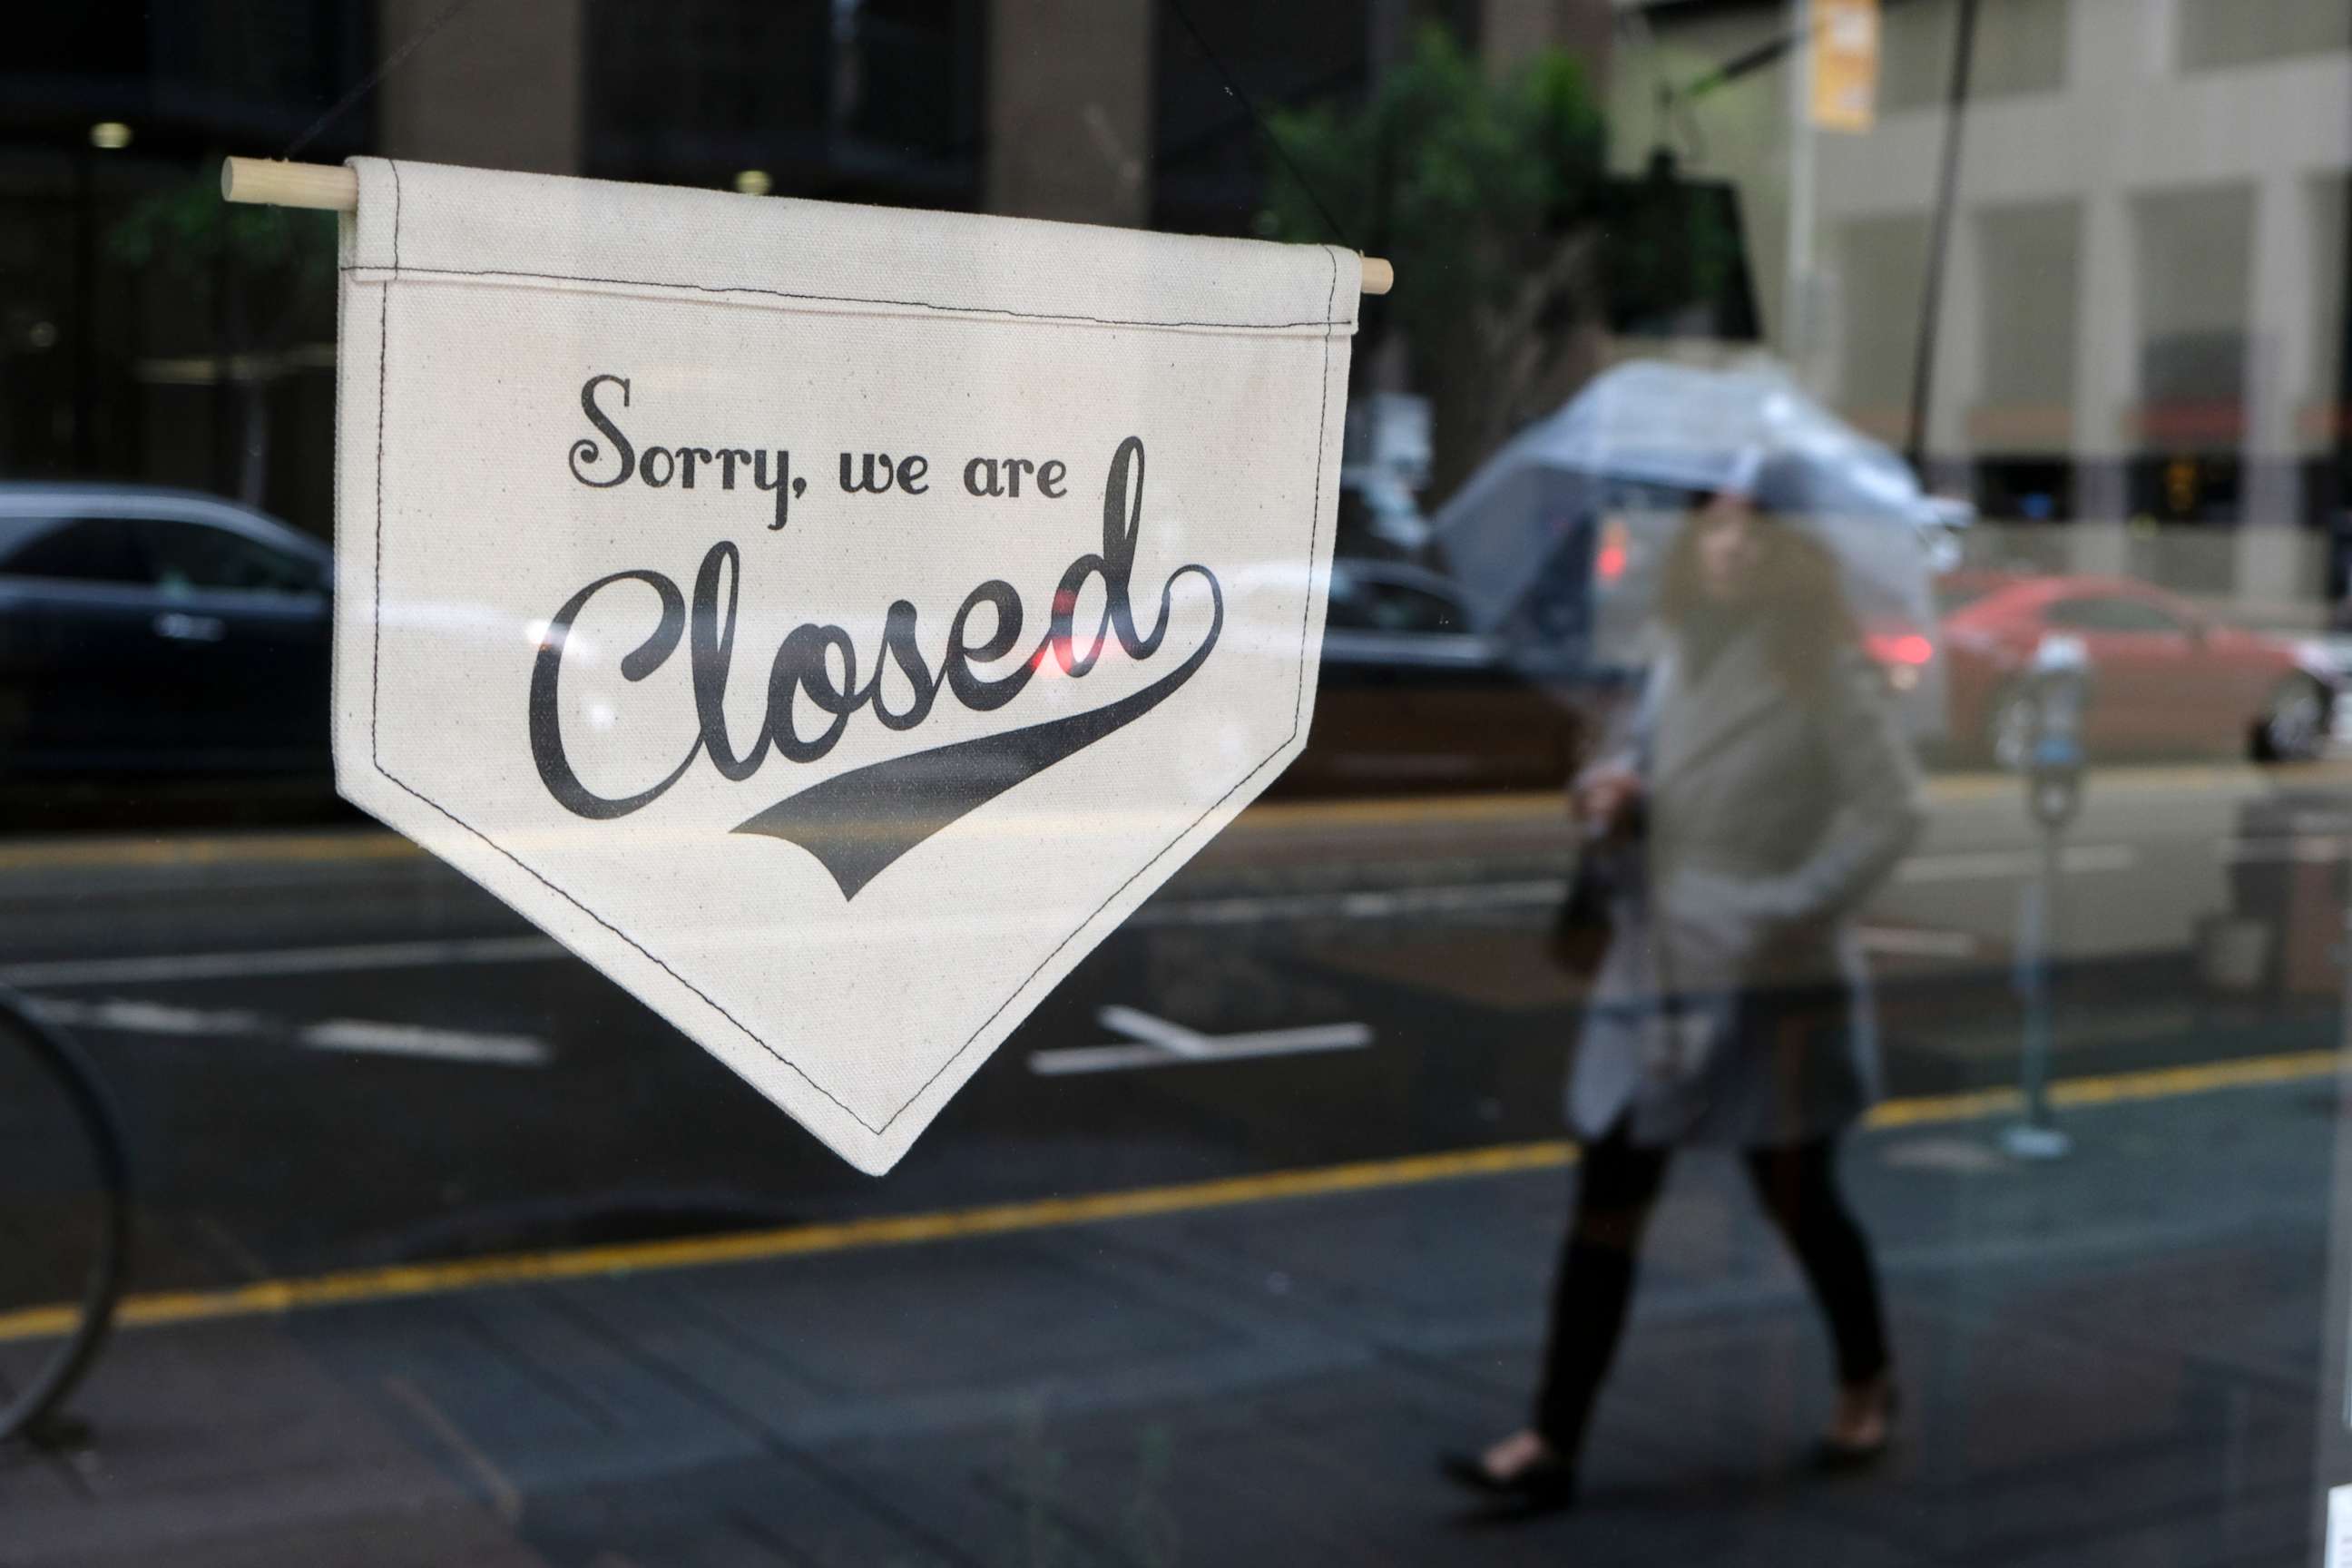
{"left": 333, "top": 159, "right": 1357, "bottom": 1172}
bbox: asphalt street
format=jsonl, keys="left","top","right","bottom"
{"left": 4, "top": 1054, "right": 2341, "bottom": 1567}
{"left": 3, "top": 762, "right": 2351, "bottom": 1565}
{"left": 0, "top": 760, "right": 2343, "bottom": 1297}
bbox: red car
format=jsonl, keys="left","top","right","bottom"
{"left": 1938, "top": 572, "right": 2337, "bottom": 767}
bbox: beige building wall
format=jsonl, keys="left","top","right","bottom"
{"left": 1626, "top": 0, "right": 2350, "bottom": 606}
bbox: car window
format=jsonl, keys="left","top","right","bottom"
{"left": 2045, "top": 595, "right": 2184, "bottom": 634}
{"left": 1327, "top": 577, "right": 1463, "bottom": 634}
{"left": 140, "top": 519, "right": 320, "bottom": 596}
{"left": 1934, "top": 578, "right": 2001, "bottom": 614}
{"left": 0, "top": 515, "right": 146, "bottom": 586}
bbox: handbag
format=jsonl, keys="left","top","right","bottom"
{"left": 1553, "top": 669, "right": 1659, "bottom": 983}
{"left": 1547, "top": 840, "right": 1619, "bottom": 982}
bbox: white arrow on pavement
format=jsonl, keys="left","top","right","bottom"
{"left": 1027, "top": 1006, "right": 1373, "bottom": 1077}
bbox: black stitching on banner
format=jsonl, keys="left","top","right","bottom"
{"left": 880, "top": 245, "right": 1349, "bottom": 1123}
{"left": 368, "top": 159, "right": 399, "bottom": 761}
{"left": 362, "top": 184, "right": 1345, "bottom": 1142}
{"left": 885, "top": 245, "right": 1347, "bottom": 1127}
{"left": 336, "top": 261, "right": 1344, "bottom": 334}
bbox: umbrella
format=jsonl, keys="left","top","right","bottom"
{"left": 1432, "top": 358, "right": 1961, "bottom": 675}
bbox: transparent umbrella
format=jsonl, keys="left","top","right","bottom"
{"left": 1432, "top": 358, "right": 1964, "bottom": 686}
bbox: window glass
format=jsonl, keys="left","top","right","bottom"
{"left": 140, "top": 519, "right": 318, "bottom": 595}
{"left": 2180, "top": 0, "right": 2352, "bottom": 70}
{"left": 1838, "top": 214, "right": 1931, "bottom": 426}
{"left": 8, "top": 3, "right": 2352, "bottom": 1563}
{"left": 1878, "top": 0, "right": 2069, "bottom": 112}
{"left": 1933, "top": 575, "right": 2002, "bottom": 613}
{"left": 0, "top": 514, "right": 143, "bottom": 584}
{"left": 2046, "top": 594, "right": 2185, "bottom": 633}
{"left": 1327, "top": 574, "right": 1463, "bottom": 634}
{"left": 1975, "top": 201, "right": 2080, "bottom": 411}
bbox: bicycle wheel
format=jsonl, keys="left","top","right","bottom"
{"left": 0, "top": 986, "right": 131, "bottom": 1443}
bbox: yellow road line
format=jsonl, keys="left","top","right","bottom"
{"left": 0, "top": 831, "right": 421, "bottom": 874}
{"left": 1230, "top": 793, "right": 1563, "bottom": 832}
{"left": 0, "top": 1142, "right": 1580, "bottom": 1344}
{"left": 2043, "top": 1048, "right": 2338, "bottom": 1105}
{"left": 1856, "top": 1048, "right": 2341, "bottom": 1128}
{"left": 0, "top": 1045, "right": 2336, "bottom": 1347}
{"left": 1924, "top": 759, "right": 2347, "bottom": 804}
{"left": 0, "top": 799, "right": 1573, "bottom": 875}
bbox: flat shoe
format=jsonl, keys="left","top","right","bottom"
{"left": 1812, "top": 1433, "right": 1890, "bottom": 1472}
{"left": 1438, "top": 1449, "right": 1579, "bottom": 1514}
{"left": 1815, "top": 1386, "right": 1900, "bottom": 1472}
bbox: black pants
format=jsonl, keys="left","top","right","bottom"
{"left": 1533, "top": 1122, "right": 1890, "bottom": 1455}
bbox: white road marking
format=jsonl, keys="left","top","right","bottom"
{"left": 380, "top": 1376, "right": 524, "bottom": 1525}
{"left": 0, "top": 935, "right": 564, "bottom": 988}
{"left": 30, "top": 997, "right": 263, "bottom": 1035}
{"left": 2220, "top": 835, "right": 2347, "bottom": 865}
{"left": 1896, "top": 843, "right": 2139, "bottom": 883}
{"left": 25, "top": 995, "right": 550, "bottom": 1069}
{"left": 5, "top": 887, "right": 1566, "bottom": 991}
{"left": 3, "top": 854, "right": 2066, "bottom": 992}
{"left": 2328, "top": 1484, "right": 2352, "bottom": 1568}
{"left": 1094, "top": 1004, "right": 1216, "bottom": 1059}
{"left": 1856, "top": 926, "right": 1980, "bottom": 959}
{"left": 1132, "top": 879, "right": 1562, "bottom": 927}
{"left": 300, "top": 1019, "right": 550, "bottom": 1067}
{"left": 1029, "top": 1007, "right": 1374, "bottom": 1076}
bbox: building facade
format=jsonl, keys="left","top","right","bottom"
{"left": 1621, "top": 0, "right": 2352, "bottom": 608}
{"left": 4, "top": 0, "right": 1615, "bottom": 537}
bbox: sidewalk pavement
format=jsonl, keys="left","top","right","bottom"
{"left": 2, "top": 1073, "right": 2338, "bottom": 1568}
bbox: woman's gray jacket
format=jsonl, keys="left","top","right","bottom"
{"left": 1567, "top": 624, "right": 1926, "bottom": 1148}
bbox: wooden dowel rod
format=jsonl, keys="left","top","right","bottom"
{"left": 220, "top": 157, "right": 358, "bottom": 211}
{"left": 220, "top": 156, "right": 1396, "bottom": 294}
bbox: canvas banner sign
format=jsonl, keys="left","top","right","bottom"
{"left": 334, "top": 158, "right": 1357, "bottom": 1172}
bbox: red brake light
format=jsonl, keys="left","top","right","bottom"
{"left": 1867, "top": 632, "right": 1935, "bottom": 667}
{"left": 1595, "top": 518, "right": 1629, "bottom": 584}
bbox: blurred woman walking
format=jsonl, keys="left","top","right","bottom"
{"left": 1444, "top": 452, "right": 1925, "bottom": 1514}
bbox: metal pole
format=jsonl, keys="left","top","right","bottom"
{"left": 73, "top": 147, "right": 96, "bottom": 474}
{"left": 1783, "top": 0, "right": 1816, "bottom": 373}
{"left": 2005, "top": 813, "right": 2073, "bottom": 1159}
{"left": 1903, "top": 0, "right": 1980, "bottom": 480}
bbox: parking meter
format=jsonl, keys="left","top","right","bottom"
{"left": 2022, "top": 634, "right": 2091, "bottom": 828}
{"left": 2006, "top": 632, "right": 2090, "bottom": 1160}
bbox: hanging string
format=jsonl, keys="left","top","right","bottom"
{"left": 1164, "top": 0, "right": 1358, "bottom": 252}
{"left": 279, "top": 0, "right": 489, "bottom": 162}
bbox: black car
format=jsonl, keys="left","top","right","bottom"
{"left": 0, "top": 487, "right": 1570, "bottom": 799}
{"left": 0, "top": 484, "right": 332, "bottom": 776}
{"left": 1270, "top": 556, "right": 1580, "bottom": 796}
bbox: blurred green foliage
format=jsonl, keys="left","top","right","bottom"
{"left": 1257, "top": 25, "right": 1610, "bottom": 495}
{"left": 104, "top": 165, "right": 338, "bottom": 505}
{"left": 1258, "top": 24, "right": 1605, "bottom": 335}
{"left": 105, "top": 176, "right": 338, "bottom": 284}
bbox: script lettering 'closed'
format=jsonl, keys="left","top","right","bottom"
{"left": 334, "top": 158, "right": 1356, "bottom": 1172}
